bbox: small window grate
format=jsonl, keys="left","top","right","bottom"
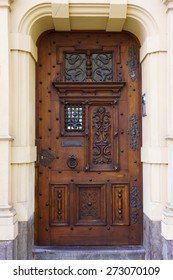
{"left": 64, "top": 104, "right": 85, "bottom": 132}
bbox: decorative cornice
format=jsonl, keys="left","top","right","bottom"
{"left": 0, "top": 0, "right": 13, "bottom": 8}
{"left": 0, "top": 135, "right": 14, "bottom": 141}
{"left": 163, "top": 0, "right": 173, "bottom": 4}
{"left": 165, "top": 135, "right": 173, "bottom": 140}
{"left": 163, "top": 0, "right": 173, "bottom": 10}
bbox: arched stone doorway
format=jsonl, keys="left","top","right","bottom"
{"left": 8, "top": 1, "right": 168, "bottom": 259}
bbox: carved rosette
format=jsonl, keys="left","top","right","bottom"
{"left": 92, "top": 106, "right": 112, "bottom": 165}
{"left": 80, "top": 191, "right": 98, "bottom": 219}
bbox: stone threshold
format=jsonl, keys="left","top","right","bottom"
{"left": 33, "top": 245, "right": 145, "bottom": 260}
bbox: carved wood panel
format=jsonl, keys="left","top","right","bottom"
{"left": 87, "top": 103, "right": 119, "bottom": 171}
{"left": 36, "top": 31, "right": 142, "bottom": 246}
{"left": 50, "top": 184, "right": 69, "bottom": 226}
{"left": 111, "top": 183, "right": 130, "bottom": 225}
{"left": 74, "top": 184, "right": 106, "bottom": 225}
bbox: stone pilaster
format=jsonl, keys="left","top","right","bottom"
{"left": 162, "top": 0, "right": 173, "bottom": 240}
{"left": 0, "top": 0, "right": 18, "bottom": 250}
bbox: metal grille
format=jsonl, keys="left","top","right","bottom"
{"left": 64, "top": 52, "right": 113, "bottom": 82}
{"left": 92, "top": 53, "right": 113, "bottom": 82}
{"left": 65, "top": 54, "right": 86, "bottom": 82}
{"left": 65, "top": 104, "right": 85, "bottom": 131}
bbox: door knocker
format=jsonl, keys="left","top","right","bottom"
{"left": 67, "top": 154, "right": 78, "bottom": 169}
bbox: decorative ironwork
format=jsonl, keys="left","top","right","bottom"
{"left": 64, "top": 104, "right": 85, "bottom": 131}
{"left": 130, "top": 186, "right": 141, "bottom": 224}
{"left": 80, "top": 190, "right": 98, "bottom": 218}
{"left": 92, "top": 106, "right": 112, "bottom": 164}
{"left": 67, "top": 154, "right": 78, "bottom": 169}
{"left": 39, "top": 149, "right": 55, "bottom": 167}
{"left": 64, "top": 52, "right": 113, "bottom": 82}
{"left": 128, "top": 45, "right": 139, "bottom": 81}
{"left": 92, "top": 53, "right": 113, "bottom": 82}
{"left": 127, "top": 113, "right": 140, "bottom": 151}
{"left": 65, "top": 53, "right": 86, "bottom": 82}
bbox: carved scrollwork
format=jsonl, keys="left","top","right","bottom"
{"left": 127, "top": 113, "right": 140, "bottom": 151}
{"left": 92, "top": 106, "right": 112, "bottom": 165}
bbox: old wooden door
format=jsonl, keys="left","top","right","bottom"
{"left": 36, "top": 31, "right": 142, "bottom": 246}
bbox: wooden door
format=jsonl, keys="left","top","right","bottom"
{"left": 36, "top": 31, "right": 142, "bottom": 246}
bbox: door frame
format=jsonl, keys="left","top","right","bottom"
{"left": 35, "top": 30, "right": 143, "bottom": 246}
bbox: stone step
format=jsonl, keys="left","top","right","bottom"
{"left": 33, "top": 246, "right": 145, "bottom": 260}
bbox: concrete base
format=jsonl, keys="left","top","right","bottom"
{"left": 17, "top": 215, "right": 34, "bottom": 259}
{"left": 0, "top": 215, "right": 34, "bottom": 260}
{"left": 143, "top": 213, "right": 173, "bottom": 259}
{"left": 33, "top": 246, "right": 145, "bottom": 260}
{"left": 0, "top": 240, "right": 17, "bottom": 260}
